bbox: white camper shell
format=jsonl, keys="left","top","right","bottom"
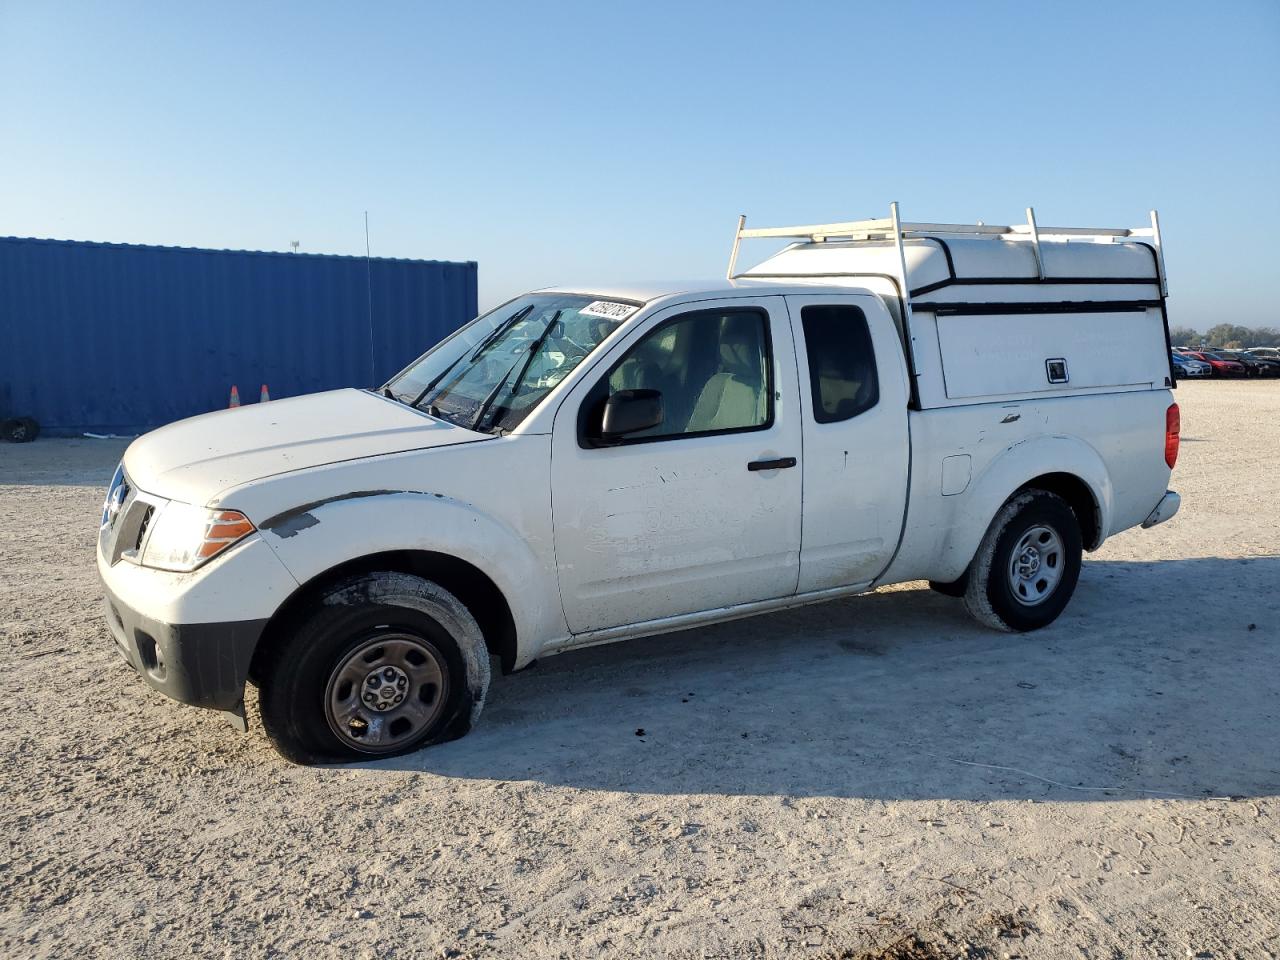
{"left": 730, "top": 205, "right": 1175, "bottom": 409}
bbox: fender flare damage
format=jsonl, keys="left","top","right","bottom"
{"left": 260, "top": 489, "right": 452, "bottom": 538}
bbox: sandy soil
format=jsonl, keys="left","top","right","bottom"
{"left": 1, "top": 381, "right": 1277, "bottom": 959}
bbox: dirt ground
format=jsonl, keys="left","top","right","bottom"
{"left": 1, "top": 381, "right": 1277, "bottom": 959}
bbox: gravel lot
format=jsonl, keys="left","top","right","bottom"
{"left": 2, "top": 381, "right": 1278, "bottom": 959}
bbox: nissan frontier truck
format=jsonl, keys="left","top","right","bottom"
{"left": 98, "top": 205, "right": 1181, "bottom": 763}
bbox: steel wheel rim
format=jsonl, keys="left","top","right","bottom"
{"left": 324, "top": 631, "right": 449, "bottom": 754}
{"left": 1007, "top": 524, "right": 1064, "bottom": 606}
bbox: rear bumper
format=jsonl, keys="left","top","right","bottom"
{"left": 1141, "top": 490, "right": 1181, "bottom": 529}
{"left": 102, "top": 581, "right": 267, "bottom": 711}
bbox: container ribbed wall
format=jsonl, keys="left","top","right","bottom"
{"left": 0, "top": 237, "right": 477, "bottom": 435}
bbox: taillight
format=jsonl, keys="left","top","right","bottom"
{"left": 1165, "top": 403, "right": 1180, "bottom": 469}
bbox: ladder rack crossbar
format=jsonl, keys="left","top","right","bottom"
{"left": 738, "top": 220, "right": 1147, "bottom": 242}
{"left": 726, "top": 204, "right": 1166, "bottom": 297}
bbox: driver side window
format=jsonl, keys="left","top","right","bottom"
{"left": 595, "top": 307, "right": 773, "bottom": 442}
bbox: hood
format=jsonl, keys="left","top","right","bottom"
{"left": 124, "top": 388, "right": 487, "bottom": 505}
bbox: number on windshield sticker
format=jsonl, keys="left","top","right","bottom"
{"left": 579, "top": 301, "right": 638, "bottom": 322}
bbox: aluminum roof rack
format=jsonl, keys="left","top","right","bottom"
{"left": 726, "top": 203, "right": 1167, "bottom": 297}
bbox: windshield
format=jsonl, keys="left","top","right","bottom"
{"left": 384, "top": 293, "right": 637, "bottom": 434}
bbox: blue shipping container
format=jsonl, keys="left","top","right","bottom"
{"left": 0, "top": 237, "right": 478, "bottom": 435}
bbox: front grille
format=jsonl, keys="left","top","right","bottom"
{"left": 134, "top": 505, "right": 155, "bottom": 552}
{"left": 98, "top": 466, "right": 169, "bottom": 566}
{"left": 110, "top": 496, "right": 152, "bottom": 564}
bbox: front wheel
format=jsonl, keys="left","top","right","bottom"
{"left": 962, "top": 490, "right": 1083, "bottom": 632}
{"left": 257, "top": 572, "right": 491, "bottom": 764}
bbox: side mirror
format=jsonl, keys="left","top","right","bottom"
{"left": 600, "top": 389, "right": 663, "bottom": 441}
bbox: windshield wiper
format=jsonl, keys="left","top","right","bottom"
{"left": 471, "top": 310, "right": 563, "bottom": 434}
{"left": 467, "top": 304, "right": 534, "bottom": 361}
{"left": 467, "top": 357, "right": 525, "bottom": 432}
{"left": 409, "top": 304, "right": 535, "bottom": 410}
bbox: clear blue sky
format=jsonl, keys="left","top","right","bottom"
{"left": 3, "top": 1, "right": 1277, "bottom": 326}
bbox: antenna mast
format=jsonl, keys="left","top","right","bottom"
{"left": 364, "top": 211, "right": 376, "bottom": 386}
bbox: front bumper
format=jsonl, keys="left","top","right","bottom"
{"left": 102, "top": 580, "right": 267, "bottom": 712}
{"left": 1141, "top": 490, "right": 1181, "bottom": 529}
{"left": 97, "top": 513, "right": 298, "bottom": 716}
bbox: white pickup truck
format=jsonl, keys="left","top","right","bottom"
{"left": 98, "top": 206, "right": 1182, "bottom": 763}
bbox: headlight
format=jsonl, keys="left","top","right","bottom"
{"left": 140, "top": 502, "right": 256, "bottom": 572}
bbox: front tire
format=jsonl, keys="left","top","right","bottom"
{"left": 962, "top": 490, "right": 1082, "bottom": 632}
{"left": 258, "top": 572, "right": 490, "bottom": 764}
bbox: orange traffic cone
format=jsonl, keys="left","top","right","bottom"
{"left": 229, "top": 385, "right": 240, "bottom": 408}
{"left": 259, "top": 384, "right": 271, "bottom": 402}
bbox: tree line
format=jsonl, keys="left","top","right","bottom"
{"left": 1168, "top": 323, "right": 1280, "bottom": 349}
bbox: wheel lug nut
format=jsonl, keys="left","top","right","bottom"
{"left": 384, "top": 668, "right": 395, "bottom": 680}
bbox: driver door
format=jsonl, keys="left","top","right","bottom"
{"left": 550, "top": 296, "right": 803, "bottom": 634}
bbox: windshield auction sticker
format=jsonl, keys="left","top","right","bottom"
{"left": 579, "top": 300, "right": 638, "bottom": 321}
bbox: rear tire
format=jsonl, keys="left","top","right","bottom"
{"left": 258, "top": 572, "right": 490, "bottom": 764}
{"left": 962, "top": 490, "right": 1082, "bottom": 632}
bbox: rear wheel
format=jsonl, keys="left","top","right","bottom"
{"left": 258, "top": 572, "right": 490, "bottom": 764}
{"left": 962, "top": 490, "right": 1082, "bottom": 632}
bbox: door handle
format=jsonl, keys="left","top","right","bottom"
{"left": 747, "top": 456, "right": 797, "bottom": 472}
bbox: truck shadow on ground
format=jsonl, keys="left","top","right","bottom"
{"left": 367, "top": 556, "right": 1280, "bottom": 802}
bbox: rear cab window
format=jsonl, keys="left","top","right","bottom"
{"left": 799, "top": 305, "right": 879, "bottom": 422}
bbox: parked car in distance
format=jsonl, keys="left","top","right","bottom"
{"left": 1247, "top": 346, "right": 1280, "bottom": 360}
{"left": 1181, "top": 351, "right": 1248, "bottom": 377}
{"left": 1245, "top": 351, "right": 1280, "bottom": 376}
{"left": 1220, "top": 350, "right": 1280, "bottom": 377}
{"left": 1213, "top": 350, "right": 1266, "bottom": 377}
{"left": 1170, "top": 352, "right": 1211, "bottom": 378}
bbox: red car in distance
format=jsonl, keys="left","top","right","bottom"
{"left": 1180, "top": 351, "right": 1248, "bottom": 377}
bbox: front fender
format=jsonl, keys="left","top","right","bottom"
{"left": 255, "top": 490, "right": 565, "bottom": 667}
